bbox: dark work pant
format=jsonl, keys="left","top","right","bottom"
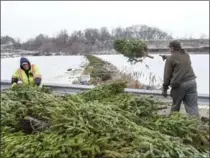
{"left": 170, "top": 80, "right": 199, "bottom": 117}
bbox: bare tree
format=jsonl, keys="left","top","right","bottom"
{"left": 39, "top": 42, "right": 54, "bottom": 53}
{"left": 4, "top": 24, "right": 174, "bottom": 54}
{"left": 55, "top": 29, "right": 69, "bottom": 46}
{"left": 125, "top": 25, "right": 173, "bottom": 40}
{"left": 1, "top": 36, "right": 15, "bottom": 45}
{"left": 100, "top": 27, "right": 111, "bottom": 41}
{"left": 84, "top": 28, "right": 100, "bottom": 44}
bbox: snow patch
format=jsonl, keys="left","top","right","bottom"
{"left": 1, "top": 56, "right": 88, "bottom": 84}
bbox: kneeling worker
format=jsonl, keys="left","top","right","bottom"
{"left": 11, "top": 57, "right": 42, "bottom": 87}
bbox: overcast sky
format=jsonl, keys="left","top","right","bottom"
{"left": 1, "top": 1, "right": 209, "bottom": 42}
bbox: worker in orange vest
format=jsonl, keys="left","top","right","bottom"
{"left": 11, "top": 57, "right": 42, "bottom": 87}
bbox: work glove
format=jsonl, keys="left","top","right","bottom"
{"left": 34, "top": 78, "right": 41, "bottom": 86}
{"left": 159, "top": 55, "right": 167, "bottom": 61}
{"left": 11, "top": 78, "right": 18, "bottom": 88}
{"left": 11, "top": 83, "right": 17, "bottom": 88}
{"left": 162, "top": 89, "right": 168, "bottom": 98}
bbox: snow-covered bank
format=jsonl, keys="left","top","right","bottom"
{"left": 1, "top": 54, "right": 209, "bottom": 95}
{"left": 1, "top": 56, "right": 88, "bottom": 84}
{"left": 96, "top": 54, "right": 209, "bottom": 94}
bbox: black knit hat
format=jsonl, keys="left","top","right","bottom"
{"left": 168, "top": 40, "right": 182, "bottom": 49}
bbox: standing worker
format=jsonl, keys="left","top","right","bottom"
{"left": 161, "top": 40, "right": 199, "bottom": 117}
{"left": 11, "top": 57, "right": 42, "bottom": 87}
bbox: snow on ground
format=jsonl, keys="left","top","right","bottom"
{"left": 96, "top": 54, "right": 209, "bottom": 95}
{"left": 1, "top": 56, "right": 88, "bottom": 84}
{"left": 1, "top": 54, "right": 209, "bottom": 95}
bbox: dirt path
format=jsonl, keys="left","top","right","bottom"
{"left": 75, "top": 55, "right": 144, "bottom": 88}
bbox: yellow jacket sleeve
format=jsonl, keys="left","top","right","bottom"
{"left": 32, "top": 65, "right": 42, "bottom": 79}
{"left": 11, "top": 69, "right": 19, "bottom": 88}
{"left": 12, "top": 69, "right": 19, "bottom": 79}
{"left": 11, "top": 82, "right": 17, "bottom": 88}
{"left": 32, "top": 65, "right": 42, "bottom": 87}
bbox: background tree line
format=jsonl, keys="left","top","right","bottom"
{"left": 1, "top": 25, "right": 173, "bottom": 55}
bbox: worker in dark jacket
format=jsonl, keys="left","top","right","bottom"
{"left": 162, "top": 40, "right": 199, "bottom": 116}
{"left": 11, "top": 57, "right": 42, "bottom": 87}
